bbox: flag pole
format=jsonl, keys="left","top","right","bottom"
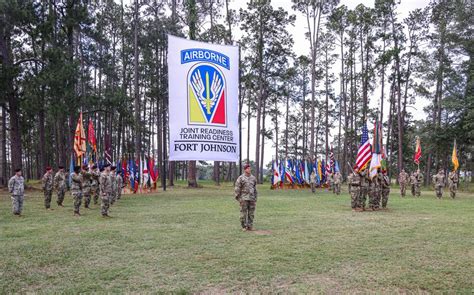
{"left": 238, "top": 43, "right": 242, "bottom": 177}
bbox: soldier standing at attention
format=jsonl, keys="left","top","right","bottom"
{"left": 54, "top": 166, "right": 67, "bottom": 207}
{"left": 448, "top": 170, "right": 459, "bottom": 198}
{"left": 91, "top": 165, "right": 100, "bottom": 205}
{"left": 116, "top": 169, "right": 123, "bottom": 200}
{"left": 381, "top": 170, "right": 391, "bottom": 209}
{"left": 333, "top": 172, "right": 342, "bottom": 195}
{"left": 360, "top": 169, "right": 369, "bottom": 210}
{"left": 398, "top": 168, "right": 409, "bottom": 197}
{"left": 110, "top": 166, "right": 118, "bottom": 205}
{"left": 310, "top": 170, "right": 316, "bottom": 194}
{"left": 71, "top": 166, "right": 83, "bottom": 216}
{"left": 349, "top": 171, "right": 362, "bottom": 212}
{"left": 368, "top": 171, "right": 381, "bottom": 211}
{"left": 82, "top": 165, "right": 93, "bottom": 209}
{"left": 432, "top": 169, "right": 445, "bottom": 199}
{"left": 42, "top": 166, "right": 54, "bottom": 210}
{"left": 8, "top": 168, "right": 25, "bottom": 216}
{"left": 410, "top": 172, "right": 416, "bottom": 197}
{"left": 327, "top": 172, "right": 333, "bottom": 191}
{"left": 414, "top": 169, "right": 424, "bottom": 197}
{"left": 99, "top": 164, "right": 113, "bottom": 217}
{"left": 234, "top": 164, "right": 258, "bottom": 231}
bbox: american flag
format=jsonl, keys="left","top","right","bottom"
{"left": 329, "top": 147, "right": 335, "bottom": 173}
{"left": 355, "top": 123, "right": 372, "bottom": 171}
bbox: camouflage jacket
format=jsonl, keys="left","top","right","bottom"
{"left": 54, "top": 171, "right": 68, "bottom": 190}
{"left": 448, "top": 172, "right": 459, "bottom": 185}
{"left": 398, "top": 172, "right": 409, "bottom": 184}
{"left": 333, "top": 173, "right": 342, "bottom": 184}
{"left": 91, "top": 170, "right": 100, "bottom": 188}
{"left": 8, "top": 175, "right": 24, "bottom": 195}
{"left": 349, "top": 173, "right": 361, "bottom": 187}
{"left": 234, "top": 173, "right": 258, "bottom": 201}
{"left": 432, "top": 173, "right": 445, "bottom": 188}
{"left": 71, "top": 172, "right": 83, "bottom": 194}
{"left": 310, "top": 172, "right": 316, "bottom": 184}
{"left": 111, "top": 173, "right": 118, "bottom": 193}
{"left": 360, "top": 170, "right": 369, "bottom": 188}
{"left": 381, "top": 175, "right": 390, "bottom": 189}
{"left": 116, "top": 174, "right": 123, "bottom": 190}
{"left": 99, "top": 172, "right": 113, "bottom": 194}
{"left": 42, "top": 172, "right": 53, "bottom": 192}
{"left": 81, "top": 171, "right": 93, "bottom": 189}
{"left": 414, "top": 172, "right": 423, "bottom": 184}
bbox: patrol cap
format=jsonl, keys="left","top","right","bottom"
{"left": 111, "top": 166, "right": 117, "bottom": 171}
{"left": 15, "top": 168, "right": 21, "bottom": 173}
{"left": 58, "top": 165, "right": 64, "bottom": 169}
{"left": 104, "top": 163, "right": 111, "bottom": 168}
{"left": 46, "top": 166, "right": 52, "bottom": 171}
{"left": 74, "top": 166, "right": 81, "bottom": 173}
{"left": 244, "top": 164, "right": 250, "bottom": 170}
{"left": 92, "top": 165, "right": 98, "bottom": 169}
{"left": 82, "top": 165, "right": 89, "bottom": 170}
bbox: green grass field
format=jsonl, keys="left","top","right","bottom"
{"left": 1, "top": 182, "right": 473, "bottom": 293}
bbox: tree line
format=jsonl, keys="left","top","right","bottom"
{"left": 0, "top": 0, "right": 472, "bottom": 187}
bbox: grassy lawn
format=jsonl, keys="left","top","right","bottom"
{"left": 1, "top": 181, "right": 473, "bottom": 293}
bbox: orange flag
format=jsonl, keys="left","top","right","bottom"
{"left": 74, "top": 112, "right": 86, "bottom": 158}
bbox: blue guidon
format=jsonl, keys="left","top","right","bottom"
{"left": 181, "top": 48, "right": 230, "bottom": 70}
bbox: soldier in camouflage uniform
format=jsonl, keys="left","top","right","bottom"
{"left": 81, "top": 165, "right": 93, "bottom": 209}
{"left": 99, "top": 164, "right": 113, "bottom": 217}
{"left": 116, "top": 169, "right": 123, "bottom": 200}
{"left": 110, "top": 166, "right": 118, "bottom": 205}
{"left": 8, "top": 168, "right": 25, "bottom": 216}
{"left": 410, "top": 172, "right": 416, "bottom": 197}
{"left": 448, "top": 170, "right": 459, "bottom": 199}
{"left": 42, "top": 167, "right": 54, "bottom": 210}
{"left": 349, "top": 171, "right": 362, "bottom": 211}
{"left": 381, "top": 170, "right": 391, "bottom": 209}
{"left": 413, "top": 169, "right": 423, "bottom": 197}
{"left": 360, "top": 169, "right": 369, "bottom": 210}
{"left": 432, "top": 169, "right": 445, "bottom": 199}
{"left": 333, "top": 172, "right": 342, "bottom": 195}
{"left": 310, "top": 171, "right": 316, "bottom": 194}
{"left": 71, "top": 166, "right": 83, "bottom": 216}
{"left": 234, "top": 164, "right": 258, "bottom": 231}
{"left": 398, "top": 169, "right": 409, "bottom": 197}
{"left": 54, "top": 166, "right": 67, "bottom": 207}
{"left": 91, "top": 165, "right": 100, "bottom": 205}
{"left": 368, "top": 170, "right": 381, "bottom": 211}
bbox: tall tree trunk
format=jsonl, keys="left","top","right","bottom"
{"left": 0, "top": 106, "right": 6, "bottom": 185}
{"left": 246, "top": 100, "right": 251, "bottom": 162}
{"left": 187, "top": 0, "right": 198, "bottom": 187}
{"left": 391, "top": 11, "right": 403, "bottom": 176}
{"left": 134, "top": 0, "right": 141, "bottom": 160}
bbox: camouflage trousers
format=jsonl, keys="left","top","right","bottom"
{"left": 400, "top": 183, "right": 407, "bottom": 197}
{"left": 92, "top": 187, "right": 99, "bottom": 204}
{"left": 415, "top": 184, "right": 421, "bottom": 197}
{"left": 101, "top": 194, "right": 111, "bottom": 216}
{"left": 117, "top": 189, "right": 122, "bottom": 200}
{"left": 311, "top": 183, "right": 316, "bottom": 193}
{"left": 350, "top": 187, "right": 360, "bottom": 209}
{"left": 57, "top": 187, "right": 66, "bottom": 205}
{"left": 240, "top": 200, "right": 256, "bottom": 229}
{"left": 83, "top": 190, "right": 91, "bottom": 208}
{"left": 72, "top": 192, "right": 82, "bottom": 214}
{"left": 11, "top": 194, "right": 24, "bottom": 215}
{"left": 44, "top": 190, "right": 53, "bottom": 209}
{"left": 360, "top": 187, "right": 369, "bottom": 209}
{"left": 110, "top": 193, "right": 117, "bottom": 205}
{"left": 381, "top": 188, "right": 390, "bottom": 208}
{"left": 435, "top": 185, "right": 443, "bottom": 198}
{"left": 333, "top": 184, "right": 341, "bottom": 195}
{"left": 411, "top": 184, "right": 416, "bottom": 197}
{"left": 369, "top": 189, "right": 381, "bottom": 209}
{"left": 449, "top": 184, "right": 457, "bottom": 199}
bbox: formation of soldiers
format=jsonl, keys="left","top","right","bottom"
{"left": 8, "top": 164, "right": 124, "bottom": 217}
{"left": 397, "top": 168, "right": 459, "bottom": 199}
{"left": 348, "top": 168, "right": 391, "bottom": 212}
